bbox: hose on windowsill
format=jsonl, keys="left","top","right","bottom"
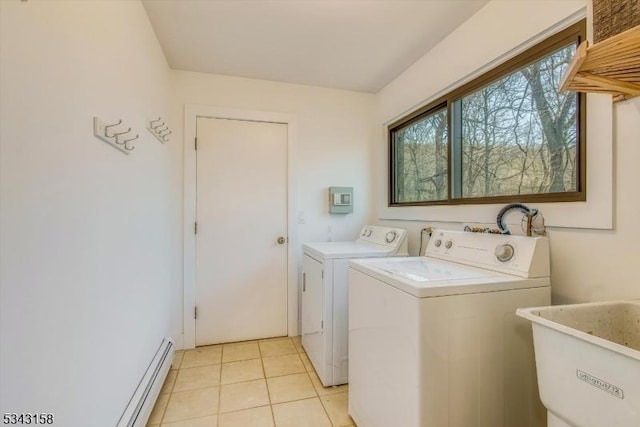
{"left": 496, "top": 203, "right": 542, "bottom": 236}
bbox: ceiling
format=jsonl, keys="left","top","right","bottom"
{"left": 142, "top": 0, "right": 489, "bottom": 93}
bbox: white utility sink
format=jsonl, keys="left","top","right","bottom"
{"left": 517, "top": 300, "right": 640, "bottom": 427}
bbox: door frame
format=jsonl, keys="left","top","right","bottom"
{"left": 183, "top": 104, "right": 298, "bottom": 349}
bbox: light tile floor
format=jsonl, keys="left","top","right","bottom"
{"left": 148, "top": 336, "right": 354, "bottom": 427}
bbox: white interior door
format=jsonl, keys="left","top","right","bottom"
{"left": 195, "top": 117, "right": 288, "bottom": 345}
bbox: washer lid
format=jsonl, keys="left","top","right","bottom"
{"left": 303, "top": 241, "right": 394, "bottom": 259}
{"left": 374, "top": 258, "right": 491, "bottom": 282}
{"left": 350, "top": 257, "right": 550, "bottom": 298}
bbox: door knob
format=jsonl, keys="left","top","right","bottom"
{"left": 277, "top": 236, "right": 286, "bottom": 245}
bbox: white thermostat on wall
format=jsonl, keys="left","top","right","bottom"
{"left": 329, "top": 187, "right": 353, "bottom": 214}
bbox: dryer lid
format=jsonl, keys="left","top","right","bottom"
{"left": 303, "top": 241, "right": 393, "bottom": 259}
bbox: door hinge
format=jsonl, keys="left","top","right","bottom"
{"left": 321, "top": 320, "right": 324, "bottom": 329}
{"left": 302, "top": 272, "right": 306, "bottom": 292}
{"left": 194, "top": 306, "right": 198, "bottom": 320}
{"left": 195, "top": 137, "right": 198, "bottom": 150}
{"left": 321, "top": 270, "right": 324, "bottom": 279}
{"left": 194, "top": 221, "right": 198, "bottom": 234}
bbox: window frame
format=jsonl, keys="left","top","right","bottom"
{"left": 388, "top": 20, "right": 587, "bottom": 207}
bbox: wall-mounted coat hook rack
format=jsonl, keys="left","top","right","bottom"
{"left": 121, "top": 134, "right": 139, "bottom": 151}
{"left": 111, "top": 127, "right": 132, "bottom": 140}
{"left": 147, "top": 117, "right": 171, "bottom": 143}
{"left": 104, "top": 119, "right": 122, "bottom": 137}
{"left": 93, "top": 117, "right": 138, "bottom": 154}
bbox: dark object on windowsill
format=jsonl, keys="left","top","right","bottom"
{"left": 496, "top": 203, "right": 544, "bottom": 237}
{"left": 463, "top": 226, "right": 501, "bottom": 234}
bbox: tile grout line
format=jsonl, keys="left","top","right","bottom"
{"left": 297, "top": 342, "right": 336, "bottom": 426}
{"left": 216, "top": 345, "right": 224, "bottom": 426}
{"left": 159, "top": 367, "right": 180, "bottom": 424}
{"left": 177, "top": 365, "right": 307, "bottom": 391}
{"left": 258, "top": 338, "right": 278, "bottom": 427}
{"left": 309, "top": 365, "right": 336, "bottom": 427}
{"left": 176, "top": 362, "right": 221, "bottom": 369}
{"left": 157, "top": 366, "right": 180, "bottom": 425}
{"left": 298, "top": 343, "right": 350, "bottom": 427}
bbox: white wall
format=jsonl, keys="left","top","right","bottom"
{"left": 0, "top": 1, "right": 180, "bottom": 425}
{"left": 548, "top": 100, "right": 640, "bottom": 303}
{"left": 170, "top": 71, "right": 376, "bottom": 340}
{"left": 375, "top": 0, "right": 640, "bottom": 304}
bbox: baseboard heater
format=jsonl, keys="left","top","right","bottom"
{"left": 117, "top": 338, "right": 174, "bottom": 427}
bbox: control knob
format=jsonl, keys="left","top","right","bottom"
{"left": 434, "top": 239, "right": 442, "bottom": 247}
{"left": 495, "top": 244, "right": 515, "bottom": 262}
{"left": 444, "top": 240, "right": 453, "bottom": 249}
{"left": 385, "top": 231, "right": 397, "bottom": 243}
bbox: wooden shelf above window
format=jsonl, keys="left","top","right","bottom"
{"left": 560, "top": 24, "right": 640, "bottom": 102}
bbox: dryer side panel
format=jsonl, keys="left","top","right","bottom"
{"left": 302, "top": 254, "right": 325, "bottom": 380}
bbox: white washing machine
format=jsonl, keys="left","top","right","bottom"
{"left": 348, "top": 229, "right": 551, "bottom": 427}
{"left": 302, "top": 225, "right": 408, "bottom": 387}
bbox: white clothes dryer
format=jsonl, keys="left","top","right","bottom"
{"left": 302, "top": 225, "right": 408, "bottom": 386}
{"left": 348, "top": 229, "right": 551, "bottom": 427}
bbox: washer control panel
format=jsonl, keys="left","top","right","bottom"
{"left": 385, "top": 231, "right": 398, "bottom": 243}
{"left": 494, "top": 244, "right": 515, "bottom": 262}
{"left": 426, "top": 229, "right": 549, "bottom": 278}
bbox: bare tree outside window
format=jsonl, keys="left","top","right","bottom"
{"left": 389, "top": 20, "right": 585, "bottom": 206}
{"left": 460, "top": 44, "right": 578, "bottom": 198}
{"left": 394, "top": 108, "right": 448, "bottom": 203}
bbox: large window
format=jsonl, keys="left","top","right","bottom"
{"left": 393, "top": 106, "right": 448, "bottom": 202}
{"left": 390, "top": 21, "right": 586, "bottom": 206}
